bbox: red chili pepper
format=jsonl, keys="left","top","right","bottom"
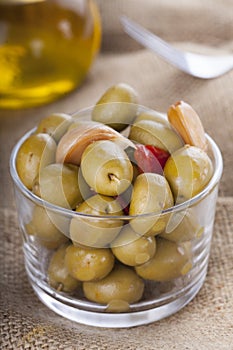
{"left": 134, "top": 144, "right": 170, "bottom": 175}
{"left": 145, "top": 145, "right": 170, "bottom": 169}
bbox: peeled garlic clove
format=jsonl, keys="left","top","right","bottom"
{"left": 167, "top": 101, "right": 207, "bottom": 151}
{"left": 56, "top": 122, "right": 134, "bottom": 165}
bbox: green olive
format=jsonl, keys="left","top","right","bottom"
{"left": 81, "top": 140, "right": 133, "bottom": 196}
{"left": 129, "top": 119, "right": 184, "bottom": 153}
{"left": 92, "top": 83, "right": 139, "bottom": 131}
{"left": 134, "top": 110, "right": 169, "bottom": 125}
{"left": 160, "top": 209, "right": 203, "bottom": 242}
{"left": 83, "top": 264, "right": 144, "bottom": 307}
{"left": 16, "top": 133, "right": 56, "bottom": 190}
{"left": 28, "top": 206, "right": 69, "bottom": 249}
{"left": 164, "top": 145, "right": 213, "bottom": 203}
{"left": 77, "top": 168, "right": 95, "bottom": 201}
{"left": 135, "top": 238, "right": 192, "bottom": 281}
{"left": 70, "top": 194, "right": 123, "bottom": 248}
{"left": 32, "top": 163, "right": 82, "bottom": 209}
{"left": 36, "top": 113, "right": 72, "bottom": 143}
{"left": 111, "top": 225, "right": 156, "bottom": 266}
{"left": 65, "top": 244, "right": 115, "bottom": 282}
{"left": 48, "top": 244, "right": 80, "bottom": 292}
{"left": 129, "top": 173, "right": 174, "bottom": 236}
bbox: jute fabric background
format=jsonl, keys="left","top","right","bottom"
{"left": 0, "top": 0, "right": 233, "bottom": 348}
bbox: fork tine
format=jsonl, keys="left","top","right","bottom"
{"left": 120, "top": 16, "right": 188, "bottom": 70}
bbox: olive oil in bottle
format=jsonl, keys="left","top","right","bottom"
{"left": 0, "top": 0, "right": 101, "bottom": 109}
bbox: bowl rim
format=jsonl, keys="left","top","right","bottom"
{"left": 9, "top": 108, "right": 223, "bottom": 221}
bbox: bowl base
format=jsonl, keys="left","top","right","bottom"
{"left": 30, "top": 274, "right": 205, "bottom": 328}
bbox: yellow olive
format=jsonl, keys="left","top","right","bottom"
{"left": 81, "top": 140, "right": 133, "bottom": 196}
{"left": 111, "top": 225, "right": 156, "bottom": 266}
{"left": 76, "top": 168, "right": 95, "bottom": 201}
{"left": 83, "top": 264, "right": 144, "bottom": 306}
{"left": 36, "top": 113, "right": 72, "bottom": 143}
{"left": 129, "top": 119, "right": 184, "bottom": 153}
{"left": 65, "top": 244, "right": 115, "bottom": 282}
{"left": 92, "top": 83, "right": 139, "bottom": 131}
{"left": 70, "top": 194, "right": 123, "bottom": 248}
{"left": 160, "top": 209, "right": 203, "bottom": 242}
{"left": 32, "top": 163, "right": 82, "bottom": 209}
{"left": 164, "top": 145, "right": 213, "bottom": 203}
{"left": 129, "top": 173, "right": 174, "bottom": 236}
{"left": 135, "top": 238, "right": 192, "bottom": 281}
{"left": 28, "top": 205, "right": 69, "bottom": 249}
{"left": 48, "top": 244, "right": 80, "bottom": 292}
{"left": 134, "top": 110, "right": 169, "bottom": 125}
{"left": 16, "top": 133, "right": 56, "bottom": 190}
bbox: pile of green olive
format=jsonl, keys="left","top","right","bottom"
{"left": 16, "top": 83, "right": 214, "bottom": 309}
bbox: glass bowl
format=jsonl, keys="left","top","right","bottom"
{"left": 10, "top": 104, "right": 223, "bottom": 328}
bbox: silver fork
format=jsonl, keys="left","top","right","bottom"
{"left": 120, "top": 16, "right": 233, "bottom": 79}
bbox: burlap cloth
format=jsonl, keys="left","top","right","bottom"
{"left": 0, "top": 0, "right": 233, "bottom": 348}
